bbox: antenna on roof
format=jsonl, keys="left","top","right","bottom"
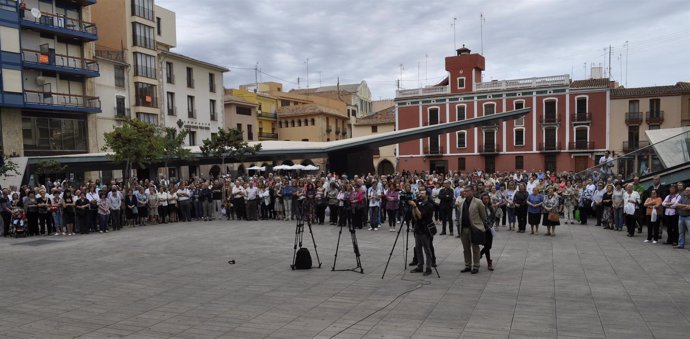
{"left": 480, "top": 13, "right": 485, "bottom": 55}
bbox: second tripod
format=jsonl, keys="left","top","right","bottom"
{"left": 331, "top": 221, "right": 363, "bottom": 274}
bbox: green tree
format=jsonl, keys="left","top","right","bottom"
{"left": 0, "top": 155, "right": 20, "bottom": 178}
{"left": 33, "top": 160, "right": 67, "bottom": 185}
{"left": 158, "top": 127, "right": 193, "bottom": 179}
{"left": 200, "top": 127, "right": 262, "bottom": 177}
{"left": 102, "top": 117, "right": 162, "bottom": 181}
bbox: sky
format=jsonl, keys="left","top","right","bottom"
{"left": 156, "top": 0, "right": 690, "bottom": 100}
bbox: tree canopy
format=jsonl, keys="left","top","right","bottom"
{"left": 102, "top": 118, "right": 162, "bottom": 179}
{"left": 200, "top": 128, "right": 262, "bottom": 172}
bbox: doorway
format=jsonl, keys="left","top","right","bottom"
{"left": 429, "top": 160, "right": 447, "bottom": 174}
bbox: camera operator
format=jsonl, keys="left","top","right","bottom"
{"left": 409, "top": 188, "right": 435, "bottom": 276}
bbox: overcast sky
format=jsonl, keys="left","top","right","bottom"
{"left": 157, "top": 0, "right": 690, "bottom": 100}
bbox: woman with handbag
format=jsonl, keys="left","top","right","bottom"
{"left": 644, "top": 189, "right": 662, "bottom": 243}
{"left": 601, "top": 184, "right": 614, "bottom": 229}
{"left": 542, "top": 187, "right": 560, "bottom": 236}
{"left": 527, "top": 187, "right": 544, "bottom": 235}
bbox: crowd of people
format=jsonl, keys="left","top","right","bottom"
{"left": 2, "top": 167, "right": 688, "bottom": 275}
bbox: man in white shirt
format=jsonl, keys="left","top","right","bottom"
{"left": 107, "top": 186, "right": 123, "bottom": 231}
{"left": 177, "top": 183, "right": 192, "bottom": 222}
{"left": 245, "top": 182, "right": 259, "bottom": 221}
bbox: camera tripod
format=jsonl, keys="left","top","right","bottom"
{"left": 291, "top": 202, "right": 322, "bottom": 270}
{"left": 332, "top": 218, "right": 364, "bottom": 274}
{"left": 381, "top": 215, "right": 412, "bottom": 279}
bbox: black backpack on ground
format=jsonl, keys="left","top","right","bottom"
{"left": 294, "top": 248, "right": 312, "bottom": 269}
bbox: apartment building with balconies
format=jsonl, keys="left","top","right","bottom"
{"left": 0, "top": 0, "right": 100, "bottom": 158}
{"left": 611, "top": 82, "right": 690, "bottom": 178}
{"left": 395, "top": 46, "right": 613, "bottom": 173}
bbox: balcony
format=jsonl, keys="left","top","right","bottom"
{"left": 569, "top": 141, "right": 594, "bottom": 151}
{"left": 474, "top": 74, "right": 570, "bottom": 92}
{"left": 188, "top": 109, "right": 197, "bottom": 119}
{"left": 257, "top": 111, "right": 277, "bottom": 120}
{"left": 538, "top": 142, "right": 562, "bottom": 152}
{"left": 622, "top": 140, "right": 650, "bottom": 153}
{"left": 539, "top": 115, "right": 560, "bottom": 126}
{"left": 167, "top": 106, "right": 177, "bottom": 116}
{"left": 646, "top": 111, "right": 664, "bottom": 125}
{"left": 22, "top": 49, "right": 99, "bottom": 77}
{"left": 114, "top": 106, "right": 130, "bottom": 118}
{"left": 571, "top": 112, "right": 591, "bottom": 124}
{"left": 21, "top": 9, "right": 97, "bottom": 41}
{"left": 625, "top": 112, "right": 643, "bottom": 125}
{"left": 479, "top": 143, "right": 501, "bottom": 154}
{"left": 258, "top": 132, "right": 278, "bottom": 140}
{"left": 396, "top": 86, "right": 449, "bottom": 98}
{"left": 341, "top": 130, "right": 348, "bottom": 136}
{"left": 24, "top": 90, "right": 100, "bottom": 113}
{"left": 423, "top": 146, "right": 444, "bottom": 156}
{"left": 95, "top": 49, "right": 125, "bottom": 63}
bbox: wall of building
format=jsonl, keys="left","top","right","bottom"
{"left": 154, "top": 5, "right": 176, "bottom": 49}
{"left": 611, "top": 96, "right": 684, "bottom": 155}
{"left": 352, "top": 123, "right": 397, "bottom": 173}
{"left": 91, "top": 0, "right": 127, "bottom": 51}
{"left": 224, "top": 102, "right": 257, "bottom": 141}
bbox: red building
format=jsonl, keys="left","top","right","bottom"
{"left": 395, "top": 46, "right": 613, "bottom": 174}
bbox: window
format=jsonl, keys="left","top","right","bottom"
{"left": 648, "top": 124, "right": 660, "bottom": 130}
{"left": 186, "top": 67, "right": 194, "bottom": 88}
{"left": 134, "top": 82, "right": 157, "bottom": 107}
{"left": 428, "top": 107, "right": 440, "bottom": 126}
{"left": 628, "top": 99, "right": 639, "bottom": 113}
{"left": 133, "top": 52, "right": 156, "bottom": 79}
{"left": 290, "top": 120, "right": 295, "bottom": 127}
{"left": 544, "top": 99, "right": 557, "bottom": 122}
{"left": 0, "top": 1, "right": 17, "bottom": 13}
{"left": 515, "top": 156, "right": 524, "bottom": 170}
{"left": 457, "top": 77, "right": 465, "bottom": 89}
{"left": 166, "top": 62, "right": 174, "bottom": 84}
{"left": 247, "top": 124, "right": 253, "bottom": 140}
{"left": 304, "top": 119, "right": 308, "bottom": 126}
{"left": 514, "top": 128, "right": 525, "bottom": 146}
{"left": 209, "top": 73, "right": 216, "bottom": 92}
{"left": 156, "top": 17, "right": 162, "bottom": 35}
{"left": 210, "top": 99, "right": 217, "bottom": 121}
{"left": 649, "top": 98, "right": 661, "bottom": 113}
{"left": 114, "top": 65, "right": 125, "bottom": 87}
{"left": 371, "top": 126, "right": 378, "bottom": 133}
{"left": 187, "top": 95, "right": 195, "bottom": 118}
{"left": 298, "top": 120, "right": 302, "bottom": 127}
{"left": 458, "top": 157, "right": 466, "bottom": 171}
{"left": 211, "top": 133, "right": 217, "bottom": 140}
{"left": 115, "top": 95, "right": 126, "bottom": 116}
{"left": 628, "top": 126, "right": 639, "bottom": 147}
{"left": 132, "top": 0, "right": 154, "bottom": 21}
{"left": 280, "top": 99, "right": 290, "bottom": 107}
{"left": 514, "top": 101, "right": 525, "bottom": 126}
{"left": 132, "top": 22, "right": 155, "bottom": 49}
{"left": 236, "top": 123, "right": 242, "bottom": 131}
{"left": 236, "top": 106, "right": 251, "bottom": 116}
{"left": 166, "top": 92, "right": 175, "bottom": 115}
{"left": 575, "top": 127, "right": 588, "bottom": 142}
{"left": 456, "top": 131, "right": 466, "bottom": 148}
{"left": 456, "top": 105, "right": 466, "bottom": 121}
{"left": 136, "top": 112, "right": 158, "bottom": 125}
{"left": 188, "top": 131, "right": 196, "bottom": 146}
{"left": 22, "top": 116, "right": 87, "bottom": 153}
{"left": 310, "top": 118, "right": 315, "bottom": 126}
{"left": 484, "top": 103, "right": 495, "bottom": 115}
{"left": 544, "top": 127, "right": 556, "bottom": 149}
{"left": 576, "top": 97, "right": 587, "bottom": 113}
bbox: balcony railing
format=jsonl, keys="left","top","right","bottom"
{"left": 341, "top": 130, "right": 348, "bottom": 136}
{"left": 625, "top": 112, "right": 643, "bottom": 125}
{"left": 539, "top": 115, "right": 560, "bottom": 126}
{"left": 474, "top": 74, "right": 570, "bottom": 92}
{"left": 646, "top": 111, "right": 664, "bottom": 125}
{"left": 569, "top": 141, "right": 594, "bottom": 150}
{"left": 24, "top": 90, "right": 100, "bottom": 112}
{"left": 258, "top": 132, "right": 278, "bottom": 140}
{"left": 257, "top": 111, "right": 277, "bottom": 120}
{"left": 188, "top": 109, "right": 197, "bottom": 119}
{"left": 22, "top": 49, "right": 99, "bottom": 76}
{"left": 21, "top": 9, "right": 97, "bottom": 40}
{"left": 571, "top": 112, "right": 592, "bottom": 124}
{"left": 95, "top": 49, "right": 125, "bottom": 63}
{"left": 538, "top": 142, "right": 561, "bottom": 152}
{"left": 423, "top": 146, "right": 444, "bottom": 156}
{"left": 167, "top": 106, "right": 177, "bottom": 116}
{"left": 479, "top": 143, "right": 501, "bottom": 154}
{"left": 396, "top": 86, "right": 449, "bottom": 98}
{"left": 114, "top": 106, "right": 130, "bottom": 117}
{"left": 622, "top": 140, "right": 650, "bottom": 153}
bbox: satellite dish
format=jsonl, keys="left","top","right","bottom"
{"left": 31, "top": 8, "right": 41, "bottom": 19}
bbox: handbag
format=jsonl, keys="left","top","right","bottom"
{"left": 574, "top": 209, "right": 581, "bottom": 222}
{"left": 548, "top": 211, "right": 560, "bottom": 222}
{"left": 471, "top": 228, "right": 485, "bottom": 245}
{"left": 425, "top": 222, "right": 437, "bottom": 236}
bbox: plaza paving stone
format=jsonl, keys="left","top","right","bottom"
{"left": 1, "top": 218, "right": 690, "bottom": 338}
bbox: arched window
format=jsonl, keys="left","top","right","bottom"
{"left": 291, "top": 120, "right": 295, "bottom": 127}
{"left": 310, "top": 118, "right": 315, "bottom": 126}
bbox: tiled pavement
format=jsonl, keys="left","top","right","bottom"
{"left": 1, "top": 218, "right": 690, "bottom": 339}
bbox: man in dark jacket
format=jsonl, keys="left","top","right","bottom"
{"left": 438, "top": 180, "right": 455, "bottom": 235}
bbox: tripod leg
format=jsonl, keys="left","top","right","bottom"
{"left": 306, "top": 221, "right": 322, "bottom": 268}
{"left": 381, "top": 220, "right": 405, "bottom": 279}
{"left": 332, "top": 224, "right": 344, "bottom": 271}
{"left": 350, "top": 227, "right": 364, "bottom": 274}
{"left": 292, "top": 222, "right": 300, "bottom": 270}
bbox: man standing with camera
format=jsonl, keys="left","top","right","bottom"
{"left": 456, "top": 186, "right": 487, "bottom": 274}
{"left": 409, "top": 189, "right": 435, "bottom": 276}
